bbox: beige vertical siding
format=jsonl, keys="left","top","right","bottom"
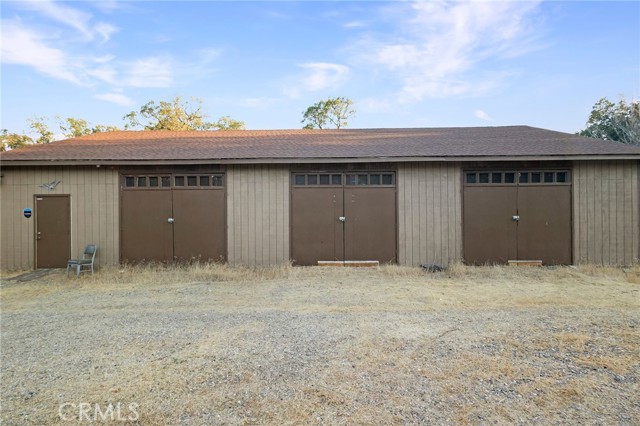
{"left": 573, "top": 160, "right": 639, "bottom": 265}
{"left": 397, "top": 162, "right": 463, "bottom": 266}
{"left": 226, "top": 164, "right": 290, "bottom": 266}
{"left": 0, "top": 166, "right": 120, "bottom": 270}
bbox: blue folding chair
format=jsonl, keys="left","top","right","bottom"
{"left": 67, "top": 245, "right": 97, "bottom": 276}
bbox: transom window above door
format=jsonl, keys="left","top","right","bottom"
{"left": 292, "top": 172, "right": 395, "bottom": 187}
{"left": 123, "top": 174, "right": 224, "bottom": 189}
{"left": 464, "top": 170, "right": 570, "bottom": 186}
{"left": 293, "top": 173, "right": 343, "bottom": 186}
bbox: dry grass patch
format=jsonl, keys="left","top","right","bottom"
{"left": 0, "top": 270, "right": 32, "bottom": 280}
{"left": 69, "top": 261, "right": 297, "bottom": 286}
{"left": 1, "top": 264, "right": 639, "bottom": 425}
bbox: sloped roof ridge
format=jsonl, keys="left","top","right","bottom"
{"left": 2, "top": 125, "right": 639, "bottom": 162}
{"left": 60, "top": 125, "right": 537, "bottom": 141}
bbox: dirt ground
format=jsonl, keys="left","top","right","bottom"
{"left": 1, "top": 264, "right": 639, "bottom": 425}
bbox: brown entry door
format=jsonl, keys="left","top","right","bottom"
{"left": 35, "top": 195, "right": 71, "bottom": 268}
{"left": 344, "top": 187, "right": 397, "bottom": 263}
{"left": 517, "top": 186, "right": 572, "bottom": 264}
{"left": 173, "top": 189, "right": 226, "bottom": 262}
{"left": 121, "top": 190, "right": 174, "bottom": 262}
{"left": 463, "top": 186, "right": 518, "bottom": 264}
{"left": 291, "top": 187, "right": 344, "bottom": 266}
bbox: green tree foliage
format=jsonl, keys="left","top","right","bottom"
{"left": 2, "top": 116, "right": 119, "bottom": 151}
{"left": 579, "top": 97, "right": 640, "bottom": 145}
{"left": 91, "top": 124, "right": 121, "bottom": 134}
{"left": 1, "top": 129, "right": 33, "bottom": 152}
{"left": 60, "top": 117, "right": 91, "bottom": 138}
{"left": 301, "top": 97, "right": 355, "bottom": 129}
{"left": 215, "top": 115, "right": 246, "bottom": 130}
{"left": 28, "top": 116, "right": 55, "bottom": 144}
{"left": 124, "top": 96, "right": 245, "bottom": 131}
{"left": 58, "top": 117, "right": 119, "bottom": 138}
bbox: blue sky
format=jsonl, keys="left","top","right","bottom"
{"left": 1, "top": 1, "right": 638, "bottom": 136}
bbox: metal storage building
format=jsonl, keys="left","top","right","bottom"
{"left": 1, "top": 126, "right": 639, "bottom": 269}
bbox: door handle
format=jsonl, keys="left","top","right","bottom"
{"left": 36, "top": 231, "right": 42, "bottom": 240}
{"left": 338, "top": 216, "right": 346, "bottom": 222}
{"left": 168, "top": 218, "right": 175, "bottom": 224}
{"left": 512, "top": 215, "right": 520, "bottom": 221}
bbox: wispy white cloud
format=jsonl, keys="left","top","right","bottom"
{"left": 90, "top": 0, "right": 130, "bottom": 14}
{"left": 344, "top": 20, "right": 367, "bottom": 29}
{"left": 474, "top": 109, "right": 493, "bottom": 121}
{"left": 85, "top": 55, "right": 175, "bottom": 89}
{"left": 17, "top": 0, "right": 117, "bottom": 42}
{"left": 124, "top": 57, "right": 174, "bottom": 88}
{"left": 1, "top": 19, "right": 175, "bottom": 91}
{"left": 150, "top": 34, "right": 174, "bottom": 44}
{"left": 283, "top": 62, "right": 350, "bottom": 98}
{"left": 1, "top": 0, "right": 227, "bottom": 105}
{"left": 0, "top": 20, "right": 83, "bottom": 84}
{"left": 93, "top": 22, "right": 118, "bottom": 43}
{"left": 86, "top": 66, "right": 118, "bottom": 85}
{"left": 196, "top": 48, "right": 222, "bottom": 63}
{"left": 299, "top": 62, "right": 350, "bottom": 91}
{"left": 94, "top": 54, "right": 116, "bottom": 64}
{"left": 94, "top": 92, "right": 135, "bottom": 106}
{"left": 353, "top": 1, "right": 544, "bottom": 102}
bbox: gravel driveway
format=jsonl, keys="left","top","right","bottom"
{"left": 1, "top": 265, "right": 639, "bottom": 425}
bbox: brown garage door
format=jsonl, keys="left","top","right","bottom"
{"left": 291, "top": 185, "right": 344, "bottom": 265}
{"left": 517, "top": 185, "right": 572, "bottom": 264}
{"left": 463, "top": 170, "right": 572, "bottom": 265}
{"left": 120, "top": 173, "right": 226, "bottom": 263}
{"left": 463, "top": 185, "right": 517, "bottom": 264}
{"left": 173, "top": 189, "right": 226, "bottom": 262}
{"left": 291, "top": 172, "right": 397, "bottom": 265}
{"left": 344, "top": 186, "right": 397, "bottom": 263}
{"left": 35, "top": 195, "right": 71, "bottom": 268}
{"left": 121, "top": 190, "right": 173, "bottom": 262}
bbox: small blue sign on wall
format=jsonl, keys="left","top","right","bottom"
{"left": 23, "top": 208, "right": 32, "bottom": 219}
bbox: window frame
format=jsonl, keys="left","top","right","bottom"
{"left": 121, "top": 172, "right": 225, "bottom": 190}
{"left": 463, "top": 169, "right": 571, "bottom": 187}
{"left": 291, "top": 171, "right": 396, "bottom": 187}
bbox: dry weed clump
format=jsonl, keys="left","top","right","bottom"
{"left": 378, "top": 264, "right": 426, "bottom": 278}
{"left": 45, "top": 261, "right": 296, "bottom": 287}
{"left": 439, "top": 262, "right": 640, "bottom": 293}
{"left": 623, "top": 266, "right": 640, "bottom": 284}
{"left": 442, "top": 261, "right": 468, "bottom": 279}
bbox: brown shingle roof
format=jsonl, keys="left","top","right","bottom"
{"left": 2, "top": 126, "right": 639, "bottom": 164}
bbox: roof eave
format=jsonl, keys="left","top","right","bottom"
{"left": 1, "top": 154, "right": 639, "bottom": 167}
